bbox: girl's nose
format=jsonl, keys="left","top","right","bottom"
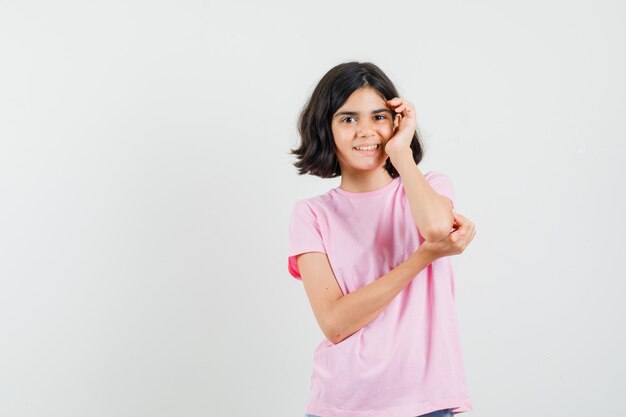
{"left": 357, "top": 121, "right": 376, "bottom": 137}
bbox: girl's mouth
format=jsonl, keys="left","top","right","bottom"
{"left": 353, "top": 144, "right": 380, "bottom": 153}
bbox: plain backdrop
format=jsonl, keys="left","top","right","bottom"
{"left": 1, "top": 1, "right": 624, "bottom": 416}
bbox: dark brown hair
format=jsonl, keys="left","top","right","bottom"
{"left": 290, "top": 61, "right": 424, "bottom": 178}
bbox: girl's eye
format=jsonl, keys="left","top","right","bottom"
{"left": 341, "top": 115, "right": 386, "bottom": 123}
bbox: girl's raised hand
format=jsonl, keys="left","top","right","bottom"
{"left": 383, "top": 97, "right": 417, "bottom": 158}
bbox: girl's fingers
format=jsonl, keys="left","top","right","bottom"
{"left": 458, "top": 222, "right": 476, "bottom": 244}
{"left": 451, "top": 210, "right": 476, "bottom": 246}
{"left": 387, "top": 98, "right": 415, "bottom": 119}
{"left": 453, "top": 227, "right": 465, "bottom": 242}
{"left": 388, "top": 98, "right": 408, "bottom": 108}
{"left": 453, "top": 211, "right": 466, "bottom": 222}
{"left": 463, "top": 228, "right": 477, "bottom": 248}
{"left": 452, "top": 211, "right": 466, "bottom": 230}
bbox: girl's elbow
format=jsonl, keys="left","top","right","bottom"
{"left": 426, "top": 210, "right": 455, "bottom": 241}
{"left": 324, "top": 322, "right": 343, "bottom": 345}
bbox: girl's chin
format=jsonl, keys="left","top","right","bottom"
{"left": 347, "top": 160, "right": 386, "bottom": 170}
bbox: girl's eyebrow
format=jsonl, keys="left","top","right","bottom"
{"left": 333, "top": 108, "right": 392, "bottom": 118}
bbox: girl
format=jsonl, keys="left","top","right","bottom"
{"left": 287, "top": 62, "right": 477, "bottom": 417}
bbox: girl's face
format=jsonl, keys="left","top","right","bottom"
{"left": 331, "top": 86, "right": 399, "bottom": 174}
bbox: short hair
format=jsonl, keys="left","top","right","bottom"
{"left": 290, "top": 61, "right": 424, "bottom": 178}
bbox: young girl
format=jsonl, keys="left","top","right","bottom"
{"left": 287, "top": 62, "right": 477, "bottom": 417}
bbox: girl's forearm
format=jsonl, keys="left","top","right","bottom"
{"left": 389, "top": 150, "right": 453, "bottom": 242}
{"left": 329, "top": 248, "right": 434, "bottom": 344}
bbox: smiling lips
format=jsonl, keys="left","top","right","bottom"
{"left": 353, "top": 144, "right": 381, "bottom": 154}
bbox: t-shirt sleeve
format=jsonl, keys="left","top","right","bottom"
{"left": 426, "top": 171, "right": 455, "bottom": 208}
{"left": 287, "top": 200, "right": 327, "bottom": 280}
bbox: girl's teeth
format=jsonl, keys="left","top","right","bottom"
{"left": 354, "top": 144, "right": 379, "bottom": 151}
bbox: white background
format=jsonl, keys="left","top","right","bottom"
{"left": 1, "top": 1, "right": 624, "bottom": 416}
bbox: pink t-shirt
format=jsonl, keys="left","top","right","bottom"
{"left": 287, "top": 171, "right": 473, "bottom": 417}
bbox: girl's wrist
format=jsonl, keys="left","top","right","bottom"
{"left": 410, "top": 244, "right": 436, "bottom": 268}
{"left": 387, "top": 148, "right": 415, "bottom": 169}
{"left": 420, "top": 244, "right": 436, "bottom": 261}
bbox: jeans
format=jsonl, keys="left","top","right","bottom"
{"left": 305, "top": 408, "right": 454, "bottom": 417}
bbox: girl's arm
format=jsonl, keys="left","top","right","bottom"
{"left": 384, "top": 97, "right": 453, "bottom": 242}
{"left": 298, "top": 247, "right": 436, "bottom": 345}
{"left": 390, "top": 149, "right": 454, "bottom": 242}
{"left": 298, "top": 213, "right": 474, "bottom": 345}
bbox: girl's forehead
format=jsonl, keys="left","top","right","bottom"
{"left": 341, "top": 87, "right": 387, "bottom": 106}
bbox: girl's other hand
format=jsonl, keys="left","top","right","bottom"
{"left": 383, "top": 97, "right": 417, "bottom": 158}
{"left": 418, "top": 210, "right": 476, "bottom": 262}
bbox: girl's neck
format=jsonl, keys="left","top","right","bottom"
{"left": 338, "top": 169, "right": 394, "bottom": 193}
